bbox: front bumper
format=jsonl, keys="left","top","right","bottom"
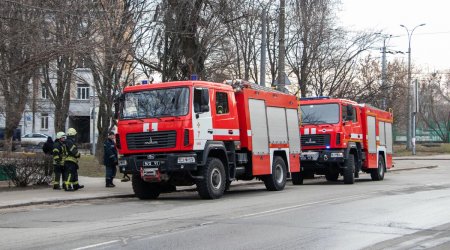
{"left": 301, "top": 149, "right": 346, "bottom": 169}
{"left": 118, "top": 152, "right": 198, "bottom": 174}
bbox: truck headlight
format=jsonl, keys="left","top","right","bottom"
{"left": 118, "top": 160, "right": 127, "bottom": 166}
{"left": 177, "top": 157, "right": 195, "bottom": 164}
{"left": 331, "top": 152, "right": 344, "bottom": 158}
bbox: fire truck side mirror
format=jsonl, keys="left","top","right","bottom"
{"left": 114, "top": 103, "right": 119, "bottom": 119}
{"left": 113, "top": 94, "right": 124, "bottom": 119}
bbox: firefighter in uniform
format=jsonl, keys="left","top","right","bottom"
{"left": 52, "top": 132, "right": 66, "bottom": 190}
{"left": 64, "top": 128, "right": 84, "bottom": 191}
{"left": 104, "top": 131, "right": 118, "bottom": 187}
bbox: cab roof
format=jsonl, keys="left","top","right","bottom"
{"left": 123, "top": 81, "right": 233, "bottom": 93}
{"left": 300, "top": 97, "right": 359, "bottom": 106}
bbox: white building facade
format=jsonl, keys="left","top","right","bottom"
{"left": 0, "top": 68, "right": 98, "bottom": 147}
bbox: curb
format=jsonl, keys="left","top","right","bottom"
{"left": 389, "top": 165, "right": 438, "bottom": 172}
{"left": 0, "top": 181, "right": 264, "bottom": 210}
{"left": 0, "top": 194, "right": 135, "bottom": 210}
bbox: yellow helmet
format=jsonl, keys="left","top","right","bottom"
{"left": 56, "top": 132, "right": 66, "bottom": 139}
{"left": 67, "top": 128, "right": 77, "bottom": 136}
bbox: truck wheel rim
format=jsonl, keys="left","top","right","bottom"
{"left": 275, "top": 164, "right": 283, "bottom": 183}
{"left": 211, "top": 168, "right": 222, "bottom": 190}
{"left": 379, "top": 160, "right": 384, "bottom": 176}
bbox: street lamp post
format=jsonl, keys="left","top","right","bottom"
{"left": 91, "top": 88, "right": 96, "bottom": 156}
{"left": 400, "top": 23, "right": 425, "bottom": 153}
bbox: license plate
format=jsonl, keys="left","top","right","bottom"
{"left": 142, "top": 168, "right": 158, "bottom": 176}
{"left": 143, "top": 161, "right": 161, "bottom": 167}
{"left": 301, "top": 152, "right": 319, "bottom": 161}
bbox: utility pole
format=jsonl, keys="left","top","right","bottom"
{"left": 260, "top": 10, "right": 267, "bottom": 87}
{"left": 381, "top": 35, "right": 392, "bottom": 110}
{"left": 380, "top": 35, "right": 391, "bottom": 110}
{"left": 412, "top": 79, "right": 418, "bottom": 155}
{"left": 277, "top": 0, "right": 286, "bottom": 92}
{"left": 92, "top": 87, "right": 96, "bottom": 155}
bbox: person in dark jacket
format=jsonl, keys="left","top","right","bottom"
{"left": 104, "top": 131, "right": 118, "bottom": 187}
{"left": 42, "top": 137, "right": 54, "bottom": 155}
{"left": 64, "top": 128, "right": 84, "bottom": 191}
{"left": 52, "top": 132, "right": 66, "bottom": 190}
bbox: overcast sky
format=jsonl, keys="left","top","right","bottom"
{"left": 339, "top": 0, "right": 450, "bottom": 73}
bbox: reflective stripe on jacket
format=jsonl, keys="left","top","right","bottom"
{"left": 65, "top": 137, "right": 80, "bottom": 164}
{"left": 52, "top": 140, "right": 66, "bottom": 166}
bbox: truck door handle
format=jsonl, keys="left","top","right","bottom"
{"left": 228, "top": 130, "right": 233, "bottom": 134}
{"left": 208, "top": 129, "right": 213, "bottom": 134}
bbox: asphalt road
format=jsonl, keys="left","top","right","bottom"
{"left": 1, "top": 163, "right": 450, "bottom": 250}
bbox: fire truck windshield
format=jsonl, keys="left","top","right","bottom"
{"left": 301, "top": 103, "right": 340, "bottom": 124}
{"left": 121, "top": 87, "right": 190, "bottom": 119}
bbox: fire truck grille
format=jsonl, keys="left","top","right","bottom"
{"left": 301, "top": 134, "right": 331, "bottom": 147}
{"left": 126, "top": 131, "right": 176, "bottom": 150}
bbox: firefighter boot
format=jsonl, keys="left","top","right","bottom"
{"left": 106, "top": 179, "right": 115, "bottom": 188}
{"left": 73, "top": 184, "right": 84, "bottom": 190}
{"left": 53, "top": 184, "right": 61, "bottom": 190}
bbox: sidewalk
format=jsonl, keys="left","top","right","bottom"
{"left": 0, "top": 176, "right": 136, "bottom": 209}
{"left": 1, "top": 155, "right": 449, "bottom": 209}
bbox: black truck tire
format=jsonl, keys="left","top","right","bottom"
{"left": 325, "top": 168, "right": 339, "bottom": 181}
{"left": 264, "top": 156, "right": 287, "bottom": 191}
{"left": 343, "top": 154, "right": 355, "bottom": 184}
{"left": 132, "top": 174, "right": 161, "bottom": 199}
{"left": 371, "top": 155, "right": 385, "bottom": 181}
{"left": 196, "top": 157, "right": 226, "bottom": 199}
{"left": 292, "top": 172, "right": 304, "bottom": 185}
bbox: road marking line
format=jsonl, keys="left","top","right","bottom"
{"left": 233, "top": 192, "right": 378, "bottom": 219}
{"left": 73, "top": 240, "right": 120, "bottom": 250}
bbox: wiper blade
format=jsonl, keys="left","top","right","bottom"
{"left": 122, "top": 116, "right": 146, "bottom": 123}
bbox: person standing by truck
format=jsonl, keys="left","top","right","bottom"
{"left": 64, "top": 128, "right": 84, "bottom": 191}
{"left": 104, "top": 131, "right": 118, "bottom": 188}
{"left": 52, "top": 132, "right": 66, "bottom": 190}
{"left": 42, "top": 136, "right": 54, "bottom": 155}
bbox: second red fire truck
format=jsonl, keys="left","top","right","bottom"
{"left": 299, "top": 97, "right": 394, "bottom": 184}
{"left": 116, "top": 80, "right": 302, "bottom": 199}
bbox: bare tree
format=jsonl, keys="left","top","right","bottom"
{"left": 86, "top": 0, "right": 150, "bottom": 158}
{"left": 286, "top": 0, "right": 337, "bottom": 96}
{"left": 218, "top": 0, "right": 266, "bottom": 81}
{"left": 0, "top": 0, "right": 47, "bottom": 151}
{"left": 307, "top": 30, "right": 380, "bottom": 98}
{"left": 135, "top": 0, "right": 246, "bottom": 82}
{"left": 40, "top": 0, "right": 92, "bottom": 133}
{"left": 265, "top": 4, "right": 280, "bottom": 86}
{"left": 418, "top": 71, "right": 450, "bottom": 142}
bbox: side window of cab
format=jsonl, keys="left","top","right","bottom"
{"left": 342, "top": 105, "right": 357, "bottom": 122}
{"left": 194, "top": 88, "right": 210, "bottom": 113}
{"left": 352, "top": 107, "right": 358, "bottom": 122}
{"left": 215, "top": 92, "right": 229, "bottom": 114}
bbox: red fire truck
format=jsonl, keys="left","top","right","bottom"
{"left": 115, "top": 80, "right": 302, "bottom": 199}
{"left": 299, "top": 97, "right": 393, "bottom": 184}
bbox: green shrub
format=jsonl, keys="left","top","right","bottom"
{"left": 0, "top": 152, "right": 53, "bottom": 187}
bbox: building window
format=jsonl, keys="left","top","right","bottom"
{"left": 41, "top": 86, "right": 48, "bottom": 99}
{"left": 77, "top": 84, "right": 90, "bottom": 100}
{"left": 41, "top": 113, "right": 49, "bottom": 130}
{"left": 215, "top": 92, "right": 229, "bottom": 114}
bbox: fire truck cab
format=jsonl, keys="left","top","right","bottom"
{"left": 116, "top": 80, "right": 301, "bottom": 199}
{"left": 300, "top": 97, "right": 393, "bottom": 184}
